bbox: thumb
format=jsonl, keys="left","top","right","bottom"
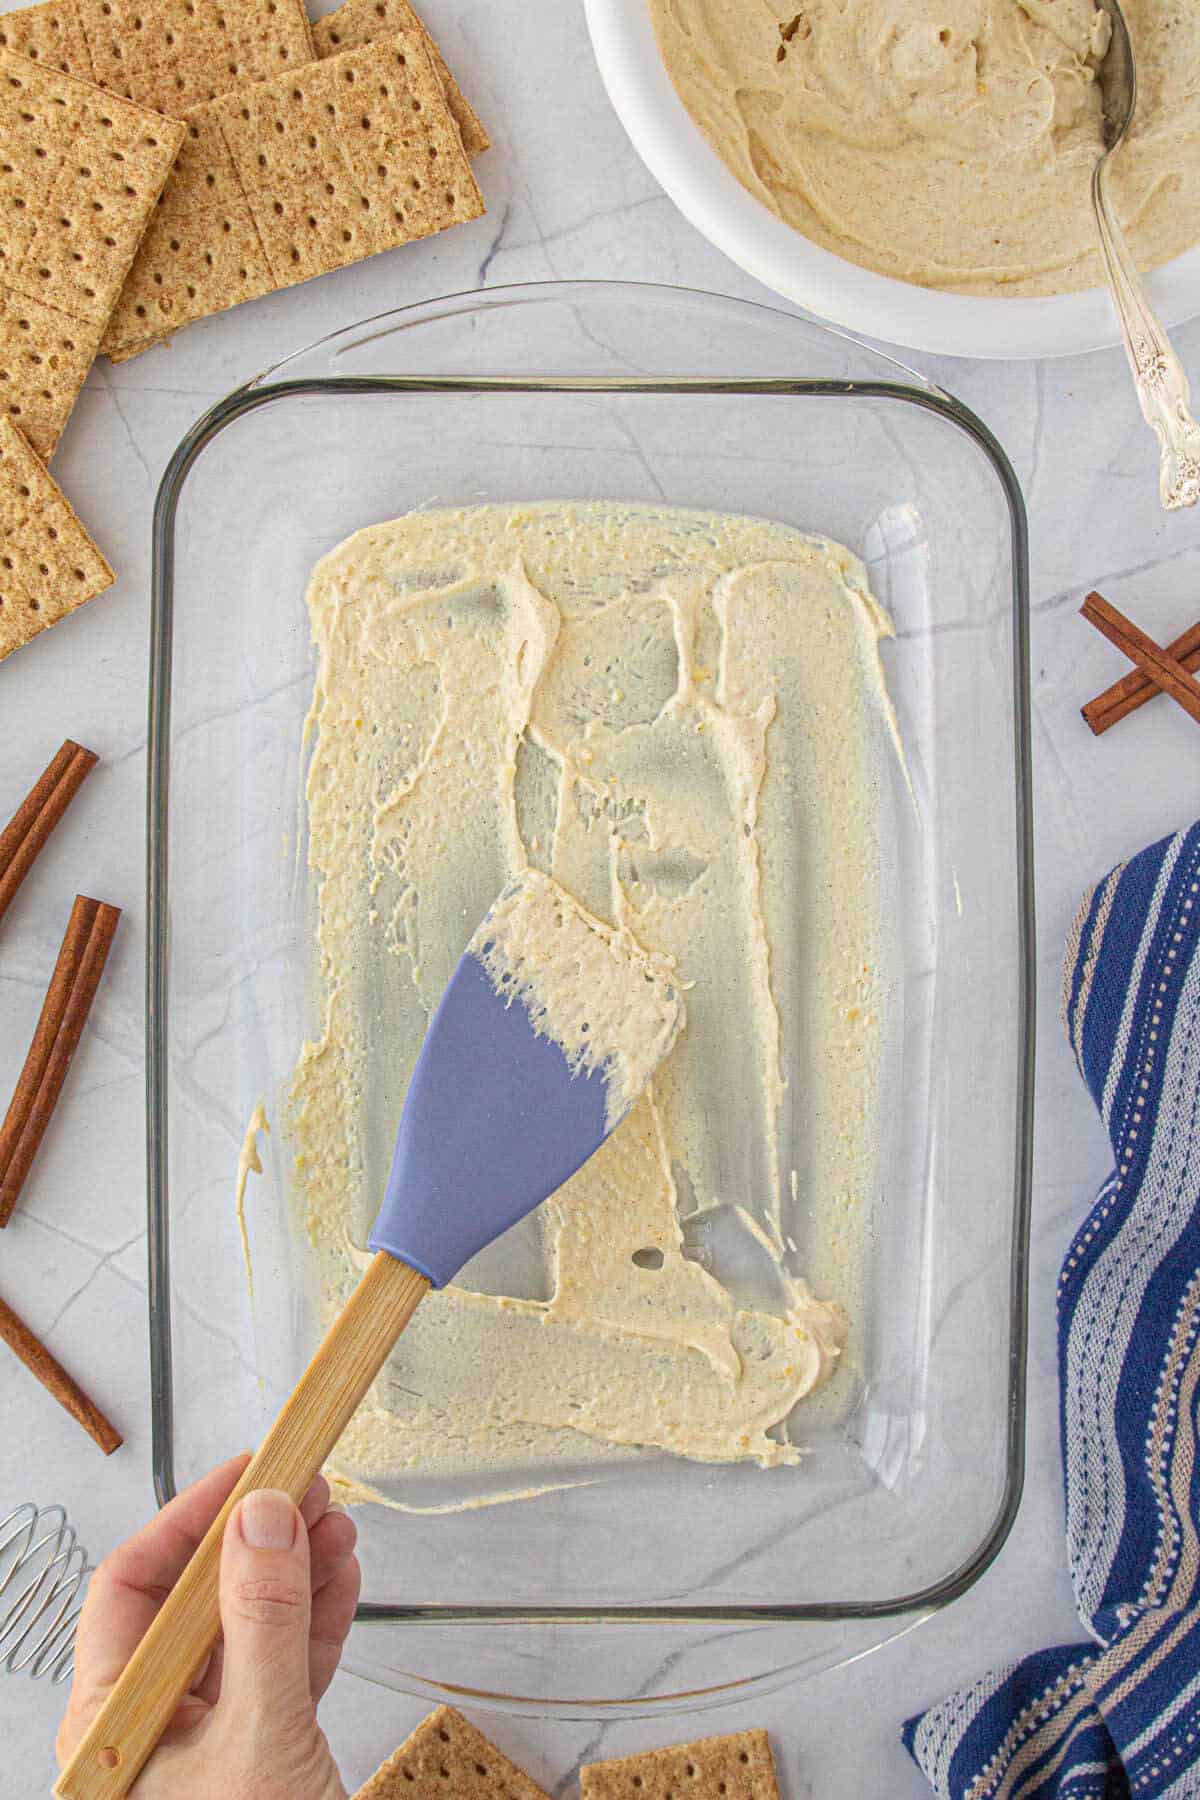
{"left": 218, "top": 1489, "right": 313, "bottom": 1724}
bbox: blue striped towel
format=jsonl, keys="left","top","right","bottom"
{"left": 904, "top": 822, "right": 1200, "bottom": 1800}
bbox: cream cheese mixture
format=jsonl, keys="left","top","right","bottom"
{"left": 649, "top": 0, "right": 1200, "bottom": 296}
{"left": 288, "top": 503, "right": 895, "bottom": 1488}
{"left": 475, "top": 870, "right": 684, "bottom": 1133}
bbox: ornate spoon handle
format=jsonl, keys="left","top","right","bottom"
{"left": 1092, "top": 155, "right": 1200, "bottom": 511}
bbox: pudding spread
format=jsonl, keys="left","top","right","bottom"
{"left": 649, "top": 0, "right": 1200, "bottom": 296}
{"left": 288, "top": 503, "right": 896, "bottom": 1489}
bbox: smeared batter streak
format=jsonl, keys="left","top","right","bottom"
{"left": 289, "top": 503, "right": 894, "bottom": 1484}
{"left": 235, "top": 1102, "right": 270, "bottom": 1303}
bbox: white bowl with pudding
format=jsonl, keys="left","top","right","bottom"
{"left": 583, "top": 0, "right": 1200, "bottom": 361}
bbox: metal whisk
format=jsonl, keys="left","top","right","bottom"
{"left": 0, "top": 1503, "right": 91, "bottom": 1682}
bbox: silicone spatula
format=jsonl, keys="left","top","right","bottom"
{"left": 56, "top": 869, "right": 683, "bottom": 1800}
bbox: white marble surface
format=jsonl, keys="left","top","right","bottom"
{"left": 2, "top": 1, "right": 1199, "bottom": 1794}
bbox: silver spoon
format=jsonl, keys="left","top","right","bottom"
{"left": 1092, "top": 0, "right": 1200, "bottom": 510}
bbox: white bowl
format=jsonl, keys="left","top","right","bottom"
{"left": 584, "top": 0, "right": 1200, "bottom": 361}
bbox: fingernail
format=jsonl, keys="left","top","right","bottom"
{"left": 240, "top": 1489, "right": 298, "bottom": 1550}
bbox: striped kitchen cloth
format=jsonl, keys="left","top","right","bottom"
{"left": 904, "top": 821, "right": 1200, "bottom": 1800}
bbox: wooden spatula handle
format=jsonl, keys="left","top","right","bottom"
{"left": 55, "top": 1252, "right": 429, "bottom": 1800}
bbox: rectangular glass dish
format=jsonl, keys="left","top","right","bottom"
{"left": 147, "top": 281, "right": 1033, "bottom": 1712}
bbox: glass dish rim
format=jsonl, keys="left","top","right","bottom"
{"left": 146, "top": 277, "right": 1036, "bottom": 1629}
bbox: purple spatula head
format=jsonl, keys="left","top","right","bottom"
{"left": 368, "top": 869, "right": 684, "bottom": 1288}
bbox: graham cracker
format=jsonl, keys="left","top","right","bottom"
{"left": 0, "top": 0, "right": 316, "bottom": 116}
{"left": 0, "top": 414, "right": 112, "bottom": 661}
{"left": 312, "top": 0, "right": 487, "bottom": 156}
{"left": 352, "top": 1706, "right": 551, "bottom": 1800}
{"left": 580, "top": 1731, "right": 781, "bottom": 1800}
{"left": 101, "top": 29, "right": 482, "bottom": 356}
{"left": 0, "top": 46, "right": 184, "bottom": 456}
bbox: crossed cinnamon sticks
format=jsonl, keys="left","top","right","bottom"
{"left": 1081, "top": 593, "right": 1200, "bottom": 734}
{"left": 0, "top": 741, "right": 123, "bottom": 1454}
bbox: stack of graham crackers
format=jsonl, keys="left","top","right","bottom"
{"left": 0, "top": 0, "right": 486, "bottom": 665}
{"left": 352, "top": 1708, "right": 782, "bottom": 1800}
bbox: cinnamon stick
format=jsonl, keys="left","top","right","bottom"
{"left": 0, "top": 741, "right": 98, "bottom": 929}
{"left": 0, "top": 1291, "right": 122, "bottom": 1454}
{"left": 0, "top": 896, "right": 121, "bottom": 1226}
{"left": 1082, "top": 617, "right": 1200, "bottom": 734}
{"left": 1079, "top": 592, "right": 1200, "bottom": 729}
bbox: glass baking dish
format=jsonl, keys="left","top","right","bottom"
{"left": 147, "top": 280, "right": 1033, "bottom": 1715}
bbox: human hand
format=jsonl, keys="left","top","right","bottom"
{"left": 57, "top": 1455, "right": 360, "bottom": 1799}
